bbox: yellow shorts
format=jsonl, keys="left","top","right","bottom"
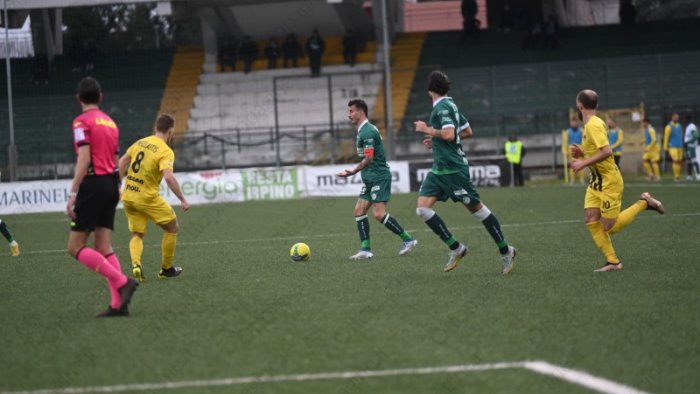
{"left": 643, "top": 149, "right": 660, "bottom": 162}
{"left": 123, "top": 197, "right": 176, "bottom": 233}
{"left": 668, "top": 147, "right": 683, "bottom": 162}
{"left": 584, "top": 179, "right": 623, "bottom": 219}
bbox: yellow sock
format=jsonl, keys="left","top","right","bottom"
{"left": 653, "top": 162, "right": 660, "bottom": 178}
{"left": 161, "top": 232, "right": 177, "bottom": 270}
{"left": 129, "top": 236, "right": 143, "bottom": 267}
{"left": 643, "top": 162, "right": 653, "bottom": 177}
{"left": 608, "top": 200, "right": 647, "bottom": 235}
{"left": 673, "top": 163, "right": 682, "bottom": 179}
{"left": 569, "top": 168, "right": 576, "bottom": 182}
{"left": 586, "top": 221, "right": 620, "bottom": 264}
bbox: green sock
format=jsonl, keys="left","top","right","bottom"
{"left": 356, "top": 215, "right": 371, "bottom": 251}
{"left": 381, "top": 214, "right": 413, "bottom": 241}
{"left": 425, "top": 214, "right": 459, "bottom": 250}
{"left": 0, "top": 220, "right": 13, "bottom": 243}
{"left": 481, "top": 213, "right": 509, "bottom": 254}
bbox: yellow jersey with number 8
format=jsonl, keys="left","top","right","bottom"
{"left": 121, "top": 135, "right": 174, "bottom": 203}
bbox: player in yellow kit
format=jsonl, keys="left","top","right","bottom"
{"left": 642, "top": 118, "right": 661, "bottom": 181}
{"left": 119, "top": 114, "right": 190, "bottom": 281}
{"left": 570, "top": 90, "right": 664, "bottom": 272}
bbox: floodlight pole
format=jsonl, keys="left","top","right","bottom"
{"left": 380, "top": 0, "right": 395, "bottom": 160}
{"left": 3, "top": 0, "right": 18, "bottom": 181}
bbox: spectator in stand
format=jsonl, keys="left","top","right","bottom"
{"left": 343, "top": 29, "right": 359, "bottom": 67}
{"left": 306, "top": 29, "right": 326, "bottom": 76}
{"left": 460, "top": 0, "right": 480, "bottom": 44}
{"left": 523, "top": 21, "right": 543, "bottom": 51}
{"left": 283, "top": 33, "right": 302, "bottom": 68}
{"left": 544, "top": 14, "right": 558, "bottom": 50}
{"left": 619, "top": 0, "right": 637, "bottom": 27}
{"left": 264, "top": 38, "right": 280, "bottom": 70}
{"left": 218, "top": 38, "right": 236, "bottom": 72}
{"left": 619, "top": 0, "right": 637, "bottom": 45}
{"left": 239, "top": 35, "right": 258, "bottom": 74}
{"left": 498, "top": 3, "right": 515, "bottom": 33}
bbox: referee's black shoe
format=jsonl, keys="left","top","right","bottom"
{"left": 96, "top": 305, "right": 129, "bottom": 318}
{"left": 118, "top": 278, "right": 139, "bottom": 311}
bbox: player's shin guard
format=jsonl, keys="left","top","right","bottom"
{"left": 355, "top": 215, "right": 371, "bottom": 251}
{"left": 381, "top": 214, "right": 412, "bottom": 241}
{"left": 417, "top": 207, "right": 459, "bottom": 250}
{"left": 643, "top": 161, "right": 653, "bottom": 177}
{"left": 129, "top": 236, "right": 144, "bottom": 267}
{"left": 472, "top": 206, "right": 509, "bottom": 254}
{"left": 652, "top": 162, "right": 661, "bottom": 178}
{"left": 608, "top": 200, "right": 646, "bottom": 235}
{"left": 161, "top": 232, "right": 177, "bottom": 270}
{"left": 586, "top": 221, "right": 620, "bottom": 264}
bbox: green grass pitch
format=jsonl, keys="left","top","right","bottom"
{"left": 1, "top": 182, "right": 699, "bottom": 393}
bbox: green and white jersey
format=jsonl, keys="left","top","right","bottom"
{"left": 685, "top": 123, "right": 698, "bottom": 148}
{"left": 428, "top": 96, "right": 470, "bottom": 174}
{"left": 356, "top": 119, "right": 391, "bottom": 182}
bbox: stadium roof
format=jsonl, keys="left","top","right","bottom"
{"left": 3, "top": 0, "right": 310, "bottom": 10}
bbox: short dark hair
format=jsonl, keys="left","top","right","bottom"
{"left": 643, "top": 118, "right": 651, "bottom": 123}
{"left": 686, "top": 114, "right": 693, "bottom": 122}
{"left": 155, "top": 113, "right": 175, "bottom": 133}
{"left": 576, "top": 89, "right": 598, "bottom": 110}
{"left": 428, "top": 70, "right": 450, "bottom": 95}
{"left": 77, "top": 77, "right": 102, "bottom": 104}
{"left": 348, "top": 99, "right": 368, "bottom": 117}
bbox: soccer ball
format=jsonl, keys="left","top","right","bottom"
{"left": 290, "top": 243, "right": 311, "bottom": 262}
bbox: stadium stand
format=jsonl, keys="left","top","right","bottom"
{"left": 0, "top": 50, "right": 173, "bottom": 178}
{"left": 182, "top": 63, "right": 383, "bottom": 168}
{"left": 401, "top": 18, "right": 700, "bottom": 140}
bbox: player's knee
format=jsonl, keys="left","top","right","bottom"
{"left": 416, "top": 207, "right": 435, "bottom": 221}
{"left": 164, "top": 220, "right": 179, "bottom": 233}
{"left": 132, "top": 232, "right": 144, "bottom": 239}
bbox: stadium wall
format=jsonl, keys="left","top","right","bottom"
{"left": 0, "top": 159, "right": 509, "bottom": 215}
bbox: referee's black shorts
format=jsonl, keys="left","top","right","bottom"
{"left": 71, "top": 174, "right": 120, "bottom": 232}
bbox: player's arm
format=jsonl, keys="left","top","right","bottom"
{"left": 66, "top": 145, "right": 91, "bottom": 219}
{"left": 663, "top": 125, "right": 671, "bottom": 151}
{"left": 338, "top": 146, "right": 374, "bottom": 177}
{"left": 162, "top": 169, "right": 189, "bottom": 212}
{"left": 571, "top": 145, "right": 612, "bottom": 172}
{"left": 118, "top": 153, "right": 131, "bottom": 182}
{"left": 459, "top": 125, "right": 473, "bottom": 139}
{"left": 458, "top": 113, "right": 473, "bottom": 139}
{"left": 414, "top": 120, "right": 456, "bottom": 142}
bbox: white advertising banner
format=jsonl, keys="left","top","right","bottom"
{"left": 0, "top": 179, "right": 72, "bottom": 215}
{"left": 299, "top": 161, "right": 410, "bottom": 197}
{"left": 0, "top": 163, "right": 409, "bottom": 215}
{"left": 158, "top": 170, "right": 244, "bottom": 206}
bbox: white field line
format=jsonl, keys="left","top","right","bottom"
{"left": 523, "top": 361, "right": 651, "bottom": 394}
{"left": 0, "top": 361, "right": 652, "bottom": 394}
{"left": 18, "top": 212, "right": 700, "bottom": 256}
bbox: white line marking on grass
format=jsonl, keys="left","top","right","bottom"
{"left": 523, "top": 361, "right": 651, "bottom": 394}
{"left": 0, "top": 361, "right": 651, "bottom": 394}
{"left": 19, "top": 213, "right": 700, "bottom": 256}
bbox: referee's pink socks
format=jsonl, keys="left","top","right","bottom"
{"left": 104, "top": 252, "right": 124, "bottom": 309}
{"left": 75, "top": 247, "right": 127, "bottom": 308}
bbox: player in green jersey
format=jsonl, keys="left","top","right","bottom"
{"left": 337, "top": 99, "right": 417, "bottom": 259}
{"left": 414, "top": 71, "right": 517, "bottom": 274}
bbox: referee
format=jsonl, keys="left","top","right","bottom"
{"left": 66, "top": 77, "right": 138, "bottom": 317}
